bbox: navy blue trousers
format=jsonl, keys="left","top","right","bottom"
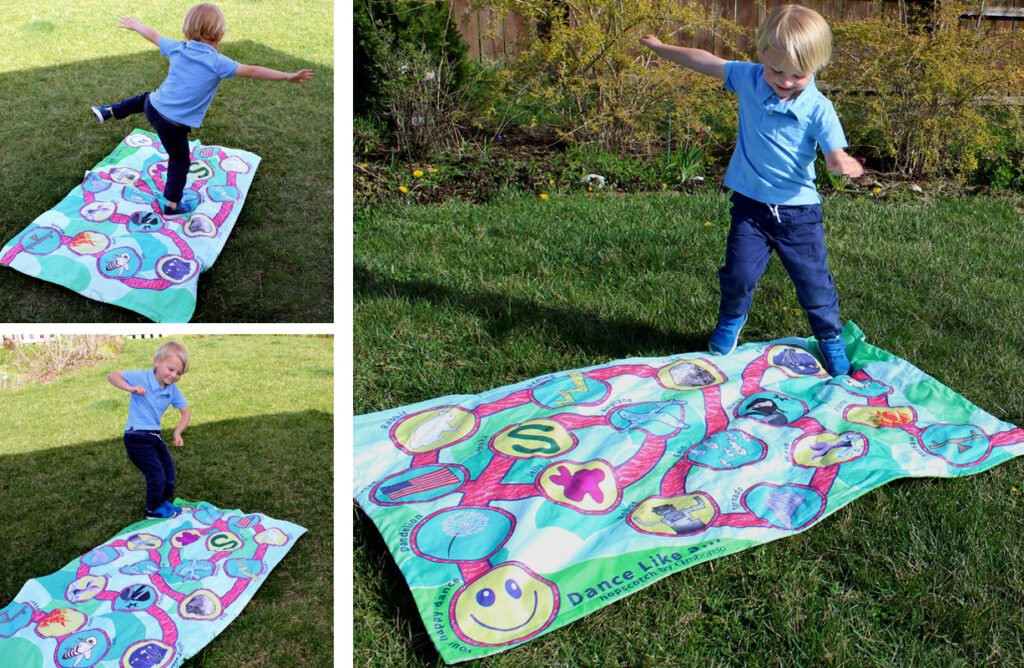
{"left": 110, "top": 92, "right": 190, "bottom": 204}
{"left": 718, "top": 192, "right": 842, "bottom": 340}
{"left": 124, "top": 429, "right": 176, "bottom": 511}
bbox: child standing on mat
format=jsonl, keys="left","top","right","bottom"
{"left": 641, "top": 4, "right": 863, "bottom": 375}
{"left": 91, "top": 3, "right": 314, "bottom": 216}
{"left": 108, "top": 341, "right": 192, "bottom": 519}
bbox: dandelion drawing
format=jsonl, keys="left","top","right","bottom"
{"left": 442, "top": 510, "right": 489, "bottom": 557}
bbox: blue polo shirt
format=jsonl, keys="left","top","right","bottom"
{"left": 122, "top": 368, "right": 188, "bottom": 431}
{"left": 149, "top": 36, "right": 239, "bottom": 128}
{"left": 723, "top": 61, "right": 848, "bottom": 205}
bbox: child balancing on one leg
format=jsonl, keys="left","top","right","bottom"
{"left": 92, "top": 3, "right": 313, "bottom": 216}
{"left": 641, "top": 4, "right": 863, "bottom": 375}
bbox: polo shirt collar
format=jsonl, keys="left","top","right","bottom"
{"left": 146, "top": 368, "right": 170, "bottom": 393}
{"left": 186, "top": 40, "right": 217, "bottom": 54}
{"left": 756, "top": 66, "right": 821, "bottom": 121}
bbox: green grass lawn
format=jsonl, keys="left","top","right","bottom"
{"left": 0, "top": 0, "right": 332, "bottom": 322}
{"left": 0, "top": 335, "right": 333, "bottom": 667}
{"left": 353, "top": 189, "right": 1024, "bottom": 666}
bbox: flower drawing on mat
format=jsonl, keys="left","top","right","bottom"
{"left": 442, "top": 510, "right": 490, "bottom": 557}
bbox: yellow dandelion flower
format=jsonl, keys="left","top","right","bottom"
{"left": 539, "top": 193, "right": 549, "bottom": 200}
{"left": 587, "top": 186, "right": 593, "bottom": 192}
{"left": 548, "top": 179, "right": 555, "bottom": 185}
{"left": 412, "top": 169, "right": 424, "bottom": 178}
{"left": 872, "top": 186, "right": 881, "bottom": 194}
{"left": 703, "top": 222, "right": 712, "bottom": 227}
{"left": 360, "top": 162, "right": 368, "bottom": 168}
{"left": 399, "top": 185, "right": 409, "bottom": 193}
{"left": 429, "top": 168, "right": 438, "bottom": 173}
{"left": 661, "top": 183, "right": 667, "bottom": 189}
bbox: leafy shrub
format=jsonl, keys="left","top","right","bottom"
{"left": 354, "top": 0, "right": 472, "bottom": 156}
{"left": 480, "top": 0, "right": 740, "bottom": 157}
{"left": 828, "top": 2, "right": 1024, "bottom": 178}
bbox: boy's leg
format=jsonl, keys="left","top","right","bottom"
{"left": 123, "top": 430, "right": 168, "bottom": 513}
{"left": 711, "top": 193, "right": 773, "bottom": 353}
{"left": 152, "top": 435, "right": 177, "bottom": 504}
{"left": 143, "top": 99, "right": 192, "bottom": 208}
{"left": 109, "top": 93, "right": 151, "bottom": 120}
{"left": 772, "top": 204, "right": 849, "bottom": 375}
{"left": 771, "top": 204, "right": 842, "bottom": 339}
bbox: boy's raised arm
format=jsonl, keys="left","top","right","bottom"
{"left": 640, "top": 35, "right": 727, "bottom": 80}
{"left": 235, "top": 64, "right": 314, "bottom": 83}
{"left": 118, "top": 16, "right": 161, "bottom": 46}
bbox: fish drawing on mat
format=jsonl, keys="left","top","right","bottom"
{"left": 62, "top": 636, "right": 96, "bottom": 666}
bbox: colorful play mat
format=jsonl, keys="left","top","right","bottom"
{"left": 0, "top": 130, "right": 260, "bottom": 322}
{"left": 0, "top": 500, "right": 304, "bottom": 667}
{"left": 353, "top": 322, "right": 1024, "bottom": 663}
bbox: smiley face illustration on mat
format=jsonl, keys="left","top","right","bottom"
{"left": 451, "top": 562, "right": 558, "bottom": 646}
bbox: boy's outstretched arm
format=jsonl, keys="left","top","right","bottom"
{"left": 824, "top": 148, "right": 864, "bottom": 178}
{"left": 108, "top": 370, "right": 146, "bottom": 396}
{"left": 640, "top": 35, "right": 727, "bottom": 80}
{"left": 173, "top": 405, "right": 191, "bottom": 447}
{"left": 235, "top": 64, "right": 314, "bottom": 83}
{"left": 118, "top": 16, "right": 161, "bottom": 47}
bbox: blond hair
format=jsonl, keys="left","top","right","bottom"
{"left": 182, "top": 3, "right": 226, "bottom": 43}
{"left": 154, "top": 341, "right": 190, "bottom": 373}
{"left": 755, "top": 4, "right": 832, "bottom": 73}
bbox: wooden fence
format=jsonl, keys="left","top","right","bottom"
{"left": 450, "top": 1, "right": 1024, "bottom": 61}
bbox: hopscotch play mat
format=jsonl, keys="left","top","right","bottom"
{"left": 353, "top": 322, "right": 1024, "bottom": 663}
{"left": 0, "top": 500, "right": 304, "bottom": 668}
{"left": 0, "top": 130, "right": 260, "bottom": 322}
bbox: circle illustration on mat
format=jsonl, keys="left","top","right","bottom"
{"left": 766, "top": 344, "right": 823, "bottom": 376}
{"left": 80, "top": 201, "right": 117, "bottom": 223}
{"left": 70, "top": 231, "right": 111, "bottom": 255}
{"left": 530, "top": 371, "right": 608, "bottom": 408}
{"left": 450, "top": 562, "right": 559, "bottom": 647}
{"left": 55, "top": 629, "right": 109, "bottom": 668}
{"left": 99, "top": 248, "right": 141, "bottom": 279}
{"left": 490, "top": 419, "right": 575, "bottom": 459}
{"left": 113, "top": 584, "right": 157, "bottom": 612}
{"left": 220, "top": 155, "right": 250, "bottom": 173}
{"left": 67, "top": 575, "right": 107, "bottom": 603}
{"left": 686, "top": 430, "right": 766, "bottom": 470}
{"left": 206, "top": 530, "right": 243, "bottom": 553}
{"left": 742, "top": 483, "right": 825, "bottom": 531}
{"left": 109, "top": 167, "right": 141, "bottom": 185}
{"left": 36, "top": 608, "right": 86, "bottom": 637}
{"left": 128, "top": 211, "right": 164, "bottom": 233}
{"left": 372, "top": 465, "right": 468, "bottom": 504}
{"left": 183, "top": 213, "right": 216, "bottom": 238}
{"left": 412, "top": 507, "right": 514, "bottom": 562}
{"left": 155, "top": 255, "right": 199, "bottom": 284}
{"left": 81, "top": 546, "right": 119, "bottom": 567}
{"left": 0, "top": 602, "right": 33, "bottom": 637}
{"left": 180, "top": 589, "right": 222, "bottom": 620}
{"left": 920, "top": 424, "right": 991, "bottom": 466}
{"left": 737, "top": 392, "right": 807, "bottom": 425}
{"left": 125, "top": 533, "right": 162, "bottom": 551}
{"left": 125, "top": 133, "right": 154, "bottom": 148}
{"left": 392, "top": 407, "right": 476, "bottom": 454}
{"left": 628, "top": 493, "right": 716, "bottom": 536}
{"left": 609, "top": 399, "right": 690, "bottom": 437}
{"left": 844, "top": 405, "right": 916, "bottom": 428}
{"left": 187, "top": 160, "right": 213, "bottom": 181}
{"left": 121, "top": 639, "right": 174, "bottom": 668}
{"left": 537, "top": 459, "right": 619, "bottom": 513}
{"left": 83, "top": 173, "right": 111, "bottom": 194}
{"left": 224, "top": 558, "right": 264, "bottom": 580}
{"left": 792, "top": 431, "right": 867, "bottom": 467}
{"left": 19, "top": 226, "right": 62, "bottom": 255}
{"left": 658, "top": 358, "right": 724, "bottom": 390}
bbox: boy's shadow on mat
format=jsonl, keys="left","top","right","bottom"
{"left": 0, "top": 410, "right": 332, "bottom": 603}
{"left": 355, "top": 264, "right": 709, "bottom": 361}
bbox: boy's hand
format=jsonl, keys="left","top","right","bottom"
{"left": 825, "top": 149, "right": 865, "bottom": 179}
{"left": 130, "top": 385, "right": 146, "bottom": 396}
{"left": 173, "top": 432, "right": 185, "bottom": 447}
{"left": 640, "top": 34, "right": 663, "bottom": 49}
{"left": 118, "top": 16, "right": 142, "bottom": 32}
{"left": 288, "top": 69, "right": 314, "bottom": 83}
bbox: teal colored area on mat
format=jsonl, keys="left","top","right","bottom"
{"left": 353, "top": 322, "right": 1024, "bottom": 663}
{"left": 0, "top": 500, "right": 304, "bottom": 668}
{"left": 0, "top": 130, "right": 260, "bottom": 322}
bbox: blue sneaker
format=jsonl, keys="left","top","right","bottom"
{"left": 145, "top": 500, "right": 182, "bottom": 520}
{"left": 165, "top": 500, "right": 183, "bottom": 515}
{"left": 163, "top": 199, "right": 197, "bottom": 216}
{"left": 816, "top": 335, "right": 851, "bottom": 376}
{"left": 91, "top": 105, "right": 113, "bottom": 123}
{"left": 709, "top": 313, "right": 747, "bottom": 355}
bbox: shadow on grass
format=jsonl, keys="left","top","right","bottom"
{"left": 0, "top": 41, "right": 332, "bottom": 322}
{"left": 0, "top": 409, "right": 332, "bottom": 667}
{"left": 354, "top": 264, "right": 709, "bottom": 361}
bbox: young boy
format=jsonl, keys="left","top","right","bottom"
{"left": 641, "top": 4, "right": 863, "bottom": 375}
{"left": 108, "top": 341, "right": 191, "bottom": 519}
{"left": 91, "top": 3, "right": 314, "bottom": 216}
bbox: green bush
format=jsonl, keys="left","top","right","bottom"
{"left": 828, "top": 1, "right": 1024, "bottom": 179}
{"left": 481, "top": 0, "right": 740, "bottom": 157}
